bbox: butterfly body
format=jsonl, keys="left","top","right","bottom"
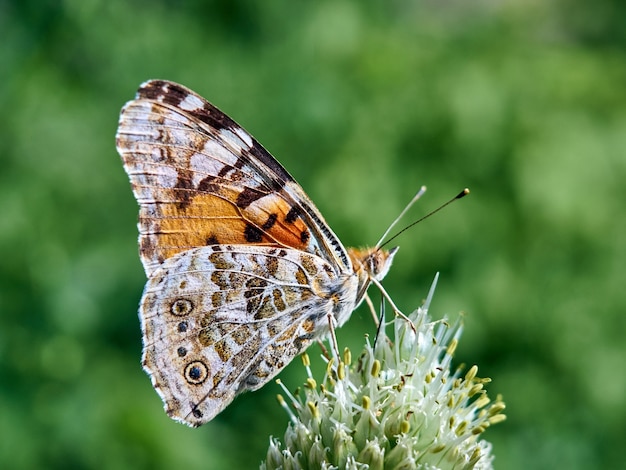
{"left": 117, "top": 80, "right": 395, "bottom": 426}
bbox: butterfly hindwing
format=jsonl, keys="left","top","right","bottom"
{"left": 140, "top": 243, "right": 348, "bottom": 426}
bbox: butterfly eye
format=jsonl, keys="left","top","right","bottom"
{"left": 367, "top": 255, "right": 379, "bottom": 274}
{"left": 367, "top": 247, "right": 397, "bottom": 282}
{"left": 361, "top": 252, "right": 381, "bottom": 278}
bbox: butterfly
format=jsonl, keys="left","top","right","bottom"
{"left": 116, "top": 80, "right": 397, "bottom": 427}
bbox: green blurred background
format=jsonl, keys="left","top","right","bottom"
{"left": 2, "top": 0, "right": 625, "bottom": 468}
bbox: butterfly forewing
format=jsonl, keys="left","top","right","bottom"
{"left": 116, "top": 80, "right": 350, "bottom": 276}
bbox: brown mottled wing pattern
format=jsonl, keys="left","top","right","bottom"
{"left": 140, "top": 244, "right": 355, "bottom": 426}
{"left": 116, "top": 80, "right": 351, "bottom": 277}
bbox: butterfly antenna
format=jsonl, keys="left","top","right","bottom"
{"left": 375, "top": 186, "right": 427, "bottom": 248}
{"left": 379, "top": 188, "right": 470, "bottom": 249}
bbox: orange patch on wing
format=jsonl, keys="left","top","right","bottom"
{"left": 140, "top": 194, "right": 244, "bottom": 258}
{"left": 140, "top": 190, "right": 312, "bottom": 263}
{"left": 244, "top": 195, "right": 311, "bottom": 251}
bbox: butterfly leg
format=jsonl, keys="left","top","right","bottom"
{"left": 369, "top": 277, "right": 416, "bottom": 333}
{"left": 363, "top": 293, "right": 380, "bottom": 327}
{"left": 326, "top": 313, "right": 341, "bottom": 360}
{"left": 316, "top": 339, "right": 332, "bottom": 361}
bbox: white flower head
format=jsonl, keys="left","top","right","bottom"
{"left": 262, "top": 274, "right": 506, "bottom": 470}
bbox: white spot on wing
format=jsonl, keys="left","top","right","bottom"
{"left": 233, "top": 127, "right": 254, "bottom": 148}
{"left": 190, "top": 152, "right": 233, "bottom": 186}
{"left": 179, "top": 94, "right": 205, "bottom": 111}
{"left": 219, "top": 128, "right": 253, "bottom": 155}
{"left": 201, "top": 139, "right": 240, "bottom": 166}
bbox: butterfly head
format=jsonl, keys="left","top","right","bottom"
{"left": 348, "top": 246, "right": 399, "bottom": 283}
